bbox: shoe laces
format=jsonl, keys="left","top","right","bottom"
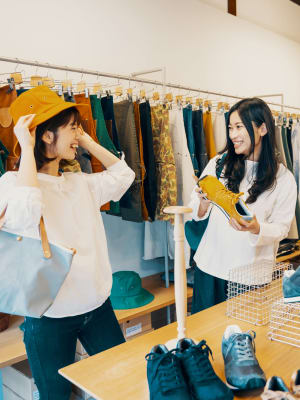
{"left": 262, "top": 390, "right": 295, "bottom": 400}
{"left": 145, "top": 349, "right": 186, "bottom": 393}
{"left": 227, "top": 331, "right": 256, "bottom": 362}
{"left": 218, "top": 187, "right": 244, "bottom": 205}
{"left": 185, "top": 340, "right": 216, "bottom": 382}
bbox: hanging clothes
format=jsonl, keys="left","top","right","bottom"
{"left": 90, "top": 94, "right": 121, "bottom": 216}
{"left": 133, "top": 102, "right": 149, "bottom": 221}
{"left": 101, "top": 95, "right": 122, "bottom": 153}
{"left": 114, "top": 100, "right": 143, "bottom": 222}
{"left": 183, "top": 106, "right": 199, "bottom": 175}
{"left": 291, "top": 122, "right": 300, "bottom": 193}
{"left": 150, "top": 104, "right": 177, "bottom": 222}
{"left": 212, "top": 111, "right": 227, "bottom": 154}
{"left": 74, "top": 93, "right": 110, "bottom": 211}
{"left": 192, "top": 109, "right": 208, "bottom": 175}
{"left": 280, "top": 124, "right": 299, "bottom": 239}
{"left": 0, "top": 139, "right": 8, "bottom": 176}
{"left": 74, "top": 94, "right": 104, "bottom": 174}
{"left": 139, "top": 101, "right": 157, "bottom": 221}
{"left": 0, "top": 85, "right": 20, "bottom": 171}
{"left": 63, "top": 92, "right": 93, "bottom": 174}
{"left": 203, "top": 110, "right": 217, "bottom": 159}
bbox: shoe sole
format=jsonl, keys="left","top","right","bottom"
{"left": 283, "top": 296, "right": 300, "bottom": 303}
{"left": 210, "top": 201, "right": 253, "bottom": 222}
{"left": 226, "top": 377, "right": 266, "bottom": 391}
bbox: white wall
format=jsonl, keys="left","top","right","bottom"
{"left": 199, "top": 0, "right": 300, "bottom": 44}
{"left": 1, "top": 0, "right": 300, "bottom": 276}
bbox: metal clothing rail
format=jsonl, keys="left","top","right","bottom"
{"left": 0, "top": 56, "right": 300, "bottom": 111}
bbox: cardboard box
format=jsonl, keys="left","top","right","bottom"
{"left": 120, "top": 314, "right": 152, "bottom": 340}
{"left": 2, "top": 360, "right": 39, "bottom": 400}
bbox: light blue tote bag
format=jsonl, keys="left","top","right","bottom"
{"left": 0, "top": 208, "right": 75, "bottom": 318}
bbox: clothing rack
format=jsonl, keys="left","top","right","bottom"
{"left": 1, "top": 56, "right": 300, "bottom": 325}
{"left": 1, "top": 56, "right": 300, "bottom": 111}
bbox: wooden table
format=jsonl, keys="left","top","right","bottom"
{"left": 0, "top": 274, "right": 193, "bottom": 369}
{"left": 59, "top": 300, "right": 300, "bottom": 400}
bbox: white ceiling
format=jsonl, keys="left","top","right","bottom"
{"left": 198, "top": 0, "right": 300, "bottom": 44}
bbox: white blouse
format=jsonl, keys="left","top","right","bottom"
{"left": 0, "top": 159, "right": 135, "bottom": 317}
{"left": 189, "top": 155, "right": 297, "bottom": 281}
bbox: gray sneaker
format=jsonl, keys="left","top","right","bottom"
{"left": 283, "top": 267, "right": 300, "bottom": 303}
{"left": 222, "top": 325, "right": 266, "bottom": 391}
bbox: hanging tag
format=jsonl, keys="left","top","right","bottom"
{"left": 76, "top": 81, "right": 86, "bottom": 93}
{"left": 58, "top": 84, "right": 63, "bottom": 96}
{"left": 42, "top": 77, "right": 55, "bottom": 88}
{"left": 10, "top": 72, "right": 23, "bottom": 84}
{"left": 84, "top": 87, "right": 89, "bottom": 98}
{"left": 30, "top": 75, "right": 43, "bottom": 87}
{"left": 140, "top": 89, "right": 146, "bottom": 99}
{"left": 195, "top": 98, "right": 203, "bottom": 107}
{"left": 165, "top": 93, "right": 173, "bottom": 102}
{"left": 153, "top": 91, "right": 160, "bottom": 101}
{"left": 93, "top": 83, "right": 102, "bottom": 94}
{"left": 62, "top": 80, "right": 72, "bottom": 90}
{"left": 115, "top": 86, "right": 123, "bottom": 96}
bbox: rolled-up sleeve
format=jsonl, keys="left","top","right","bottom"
{"left": 249, "top": 171, "right": 297, "bottom": 246}
{"left": 0, "top": 172, "right": 43, "bottom": 231}
{"left": 83, "top": 158, "right": 135, "bottom": 207}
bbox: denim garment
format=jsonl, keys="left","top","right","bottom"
{"left": 192, "top": 267, "right": 227, "bottom": 314}
{"left": 192, "top": 109, "right": 208, "bottom": 175}
{"left": 183, "top": 106, "right": 199, "bottom": 176}
{"left": 23, "top": 298, "right": 124, "bottom": 400}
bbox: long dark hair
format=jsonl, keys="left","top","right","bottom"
{"left": 16, "top": 107, "right": 81, "bottom": 171}
{"left": 217, "top": 97, "right": 279, "bottom": 204}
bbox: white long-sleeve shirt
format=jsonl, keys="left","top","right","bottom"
{"left": 189, "top": 155, "right": 297, "bottom": 281}
{"left": 0, "top": 159, "right": 135, "bottom": 317}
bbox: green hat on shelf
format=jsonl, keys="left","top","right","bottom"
{"left": 110, "top": 271, "right": 154, "bottom": 310}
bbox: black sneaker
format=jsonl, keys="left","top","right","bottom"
{"left": 145, "top": 344, "right": 192, "bottom": 400}
{"left": 177, "top": 338, "right": 233, "bottom": 400}
{"left": 222, "top": 325, "right": 266, "bottom": 391}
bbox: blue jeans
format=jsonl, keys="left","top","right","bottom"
{"left": 23, "top": 298, "right": 125, "bottom": 400}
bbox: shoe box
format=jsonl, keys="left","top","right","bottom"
{"left": 2, "top": 358, "right": 94, "bottom": 400}
{"left": 120, "top": 313, "right": 152, "bottom": 340}
{"left": 1, "top": 360, "right": 39, "bottom": 400}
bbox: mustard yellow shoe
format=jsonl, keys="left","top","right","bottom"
{"left": 198, "top": 175, "right": 253, "bottom": 224}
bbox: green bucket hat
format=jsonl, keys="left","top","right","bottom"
{"left": 110, "top": 271, "right": 154, "bottom": 310}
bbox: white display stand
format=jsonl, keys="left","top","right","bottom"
{"left": 163, "top": 206, "right": 192, "bottom": 349}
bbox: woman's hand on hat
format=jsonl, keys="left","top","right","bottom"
{"left": 229, "top": 215, "right": 260, "bottom": 234}
{"left": 77, "top": 126, "right": 94, "bottom": 149}
{"left": 13, "top": 114, "right": 36, "bottom": 150}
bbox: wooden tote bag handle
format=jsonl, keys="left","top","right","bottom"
{"left": 0, "top": 207, "right": 52, "bottom": 259}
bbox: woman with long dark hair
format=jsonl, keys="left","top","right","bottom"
{"left": 189, "top": 98, "right": 297, "bottom": 313}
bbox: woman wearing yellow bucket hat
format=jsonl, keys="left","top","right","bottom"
{"left": 0, "top": 86, "right": 135, "bottom": 399}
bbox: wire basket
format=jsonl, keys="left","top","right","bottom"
{"left": 268, "top": 298, "right": 300, "bottom": 348}
{"left": 226, "top": 261, "right": 292, "bottom": 326}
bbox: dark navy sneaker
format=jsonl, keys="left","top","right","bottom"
{"left": 145, "top": 344, "right": 192, "bottom": 400}
{"left": 222, "top": 325, "right": 266, "bottom": 391}
{"left": 261, "top": 376, "right": 295, "bottom": 399}
{"left": 176, "top": 338, "right": 233, "bottom": 400}
{"left": 283, "top": 267, "right": 300, "bottom": 303}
